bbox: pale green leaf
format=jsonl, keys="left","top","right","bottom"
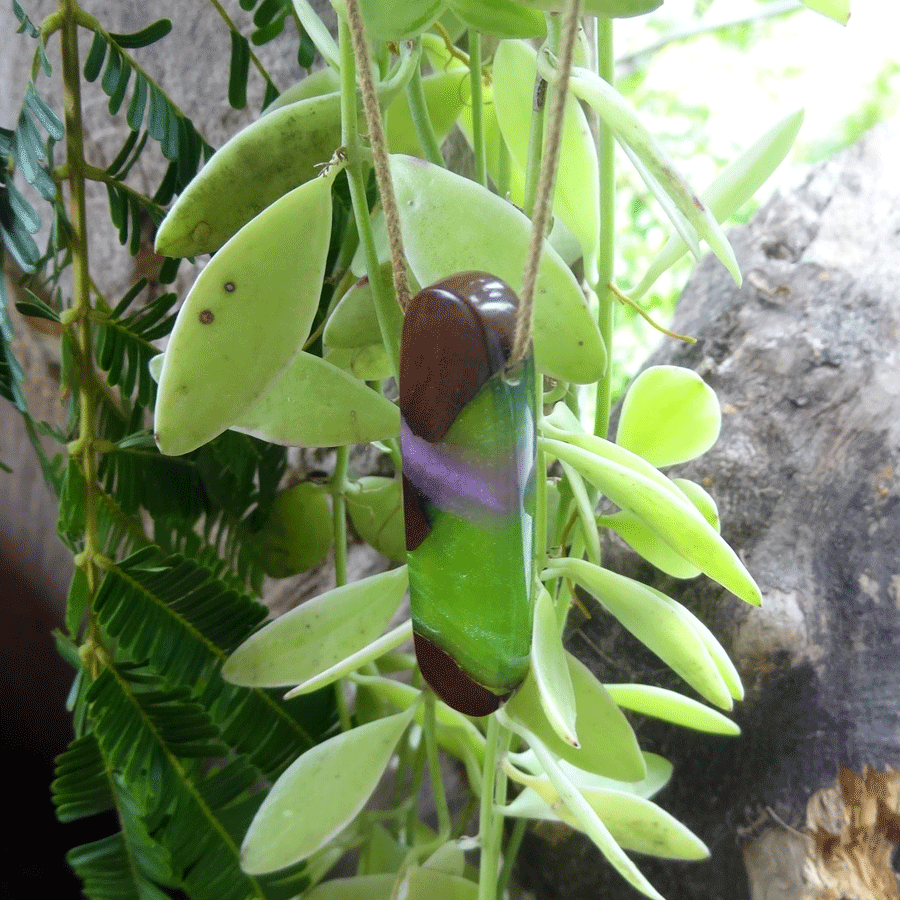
{"left": 154, "top": 175, "right": 333, "bottom": 455}
{"left": 241, "top": 707, "right": 417, "bottom": 874}
{"left": 617, "top": 366, "right": 721, "bottom": 467}
{"left": 606, "top": 684, "right": 740, "bottom": 735}
{"left": 231, "top": 351, "right": 400, "bottom": 446}
{"left": 544, "top": 558, "right": 733, "bottom": 709}
{"left": 389, "top": 154, "right": 606, "bottom": 384}
{"left": 222, "top": 567, "right": 408, "bottom": 688}
{"left": 531, "top": 586, "right": 578, "bottom": 747}
{"left": 507, "top": 652, "right": 645, "bottom": 781}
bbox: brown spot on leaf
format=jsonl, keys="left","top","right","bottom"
{"left": 199, "top": 310, "right": 214, "bottom": 324}
{"left": 224, "top": 282, "right": 235, "bottom": 292}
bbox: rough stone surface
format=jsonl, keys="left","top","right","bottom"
{"left": 516, "top": 120, "right": 900, "bottom": 900}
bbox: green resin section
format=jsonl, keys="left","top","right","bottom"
{"left": 408, "top": 357, "right": 536, "bottom": 695}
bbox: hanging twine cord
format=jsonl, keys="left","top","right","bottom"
{"left": 345, "top": 0, "right": 411, "bottom": 311}
{"left": 511, "top": 0, "right": 583, "bottom": 367}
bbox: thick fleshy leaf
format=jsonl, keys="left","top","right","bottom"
{"left": 500, "top": 715, "right": 665, "bottom": 900}
{"left": 540, "top": 421, "right": 761, "bottom": 607}
{"left": 510, "top": 750, "right": 672, "bottom": 799}
{"left": 155, "top": 46, "right": 415, "bottom": 255}
{"left": 401, "top": 868, "right": 478, "bottom": 900}
{"left": 598, "top": 508, "right": 702, "bottom": 579}
{"left": 599, "top": 477, "right": 718, "bottom": 578}
{"left": 566, "top": 64, "right": 740, "bottom": 286}
{"left": 254, "top": 482, "right": 333, "bottom": 577}
{"left": 262, "top": 66, "right": 341, "bottom": 116}
{"left": 222, "top": 567, "right": 408, "bottom": 688}
{"left": 357, "top": 823, "right": 405, "bottom": 876}
{"left": 544, "top": 558, "right": 733, "bottom": 709}
{"left": 324, "top": 344, "right": 395, "bottom": 381}
{"left": 324, "top": 272, "right": 402, "bottom": 349}
{"left": 631, "top": 110, "right": 804, "bottom": 298}
{"left": 657, "top": 593, "right": 744, "bottom": 701}
{"left": 507, "top": 652, "right": 645, "bottom": 781}
{"left": 503, "top": 768, "right": 709, "bottom": 860}
{"left": 673, "top": 479, "right": 719, "bottom": 529}
{"left": 493, "top": 40, "right": 600, "bottom": 280}
{"left": 230, "top": 351, "right": 400, "bottom": 446}
{"left": 241, "top": 707, "right": 416, "bottom": 874}
{"left": 345, "top": 476, "right": 406, "bottom": 563}
{"left": 284, "top": 621, "right": 413, "bottom": 697}
{"left": 390, "top": 154, "right": 606, "bottom": 384}
{"left": 531, "top": 586, "right": 578, "bottom": 747}
{"left": 154, "top": 175, "right": 333, "bottom": 455}
{"left": 606, "top": 684, "right": 740, "bottom": 735}
{"left": 353, "top": 674, "right": 485, "bottom": 784}
{"left": 544, "top": 403, "right": 689, "bottom": 504}
{"left": 514, "top": 0, "right": 662, "bottom": 15}
{"left": 422, "top": 842, "right": 466, "bottom": 878}
{"left": 616, "top": 366, "right": 721, "bottom": 467}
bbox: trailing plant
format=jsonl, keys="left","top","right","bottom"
{"left": 1, "top": 0, "right": 849, "bottom": 898}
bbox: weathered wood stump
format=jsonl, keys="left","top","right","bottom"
{"left": 516, "top": 121, "right": 900, "bottom": 900}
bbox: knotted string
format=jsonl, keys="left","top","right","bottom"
{"left": 510, "top": 0, "right": 583, "bottom": 368}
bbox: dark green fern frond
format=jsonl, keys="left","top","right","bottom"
{"left": 94, "top": 547, "right": 331, "bottom": 776}
{"left": 66, "top": 833, "right": 172, "bottom": 900}
{"left": 0, "top": 263, "right": 27, "bottom": 411}
{"left": 87, "top": 667, "right": 225, "bottom": 788}
{"left": 83, "top": 25, "right": 212, "bottom": 190}
{"left": 95, "top": 278, "right": 178, "bottom": 407}
{"left": 93, "top": 548, "right": 268, "bottom": 690}
{"left": 86, "top": 665, "right": 274, "bottom": 900}
{"left": 52, "top": 733, "right": 115, "bottom": 823}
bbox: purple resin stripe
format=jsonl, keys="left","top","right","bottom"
{"left": 401, "top": 417, "right": 522, "bottom": 522}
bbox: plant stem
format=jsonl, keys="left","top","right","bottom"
{"left": 60, "top": 0, "right": 102, "bottom": 658}
{"left": 331, "top": 444, "right": 349, "bottom": 587}
{"left": 338, "top": 14, "right": 401, "bottom": 377}
{"left": 496, "top": 816, "right": 526, "bottom": 899}
{"left": 469, "top": 29, "right": 487, "bottom": 188}
{"left": 593, "top": 18, "right": 615, "bottom": 440}
{"left": 424, "top": 691, "right": 451, "bottom": 838}
{"left": 521, "top": 84, "right": 545, "bottom": 220}
{"left": 478, "top": 713, "right": 502, "bottom": 900}
{"left": 406, "top": 53, "right": 445, "bottom": 166}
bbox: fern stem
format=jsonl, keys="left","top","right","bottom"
{"left": 205, "top": 0, "right": 277, "bottom": 91}
{"left": 72, "top": 8, "right": 213, "bottom": 147}
{"left": 593, "top": 18, "right": 615, "bottom": 439}
{"left": 60, "top": 0, "right": 103, "bottom": 640}
{"left": 74, "top": 163, "right": 167, "bottom": 219}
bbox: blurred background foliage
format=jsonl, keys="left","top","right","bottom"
{"left": 609, "top": 0, "right": 899, "bottom": 396}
